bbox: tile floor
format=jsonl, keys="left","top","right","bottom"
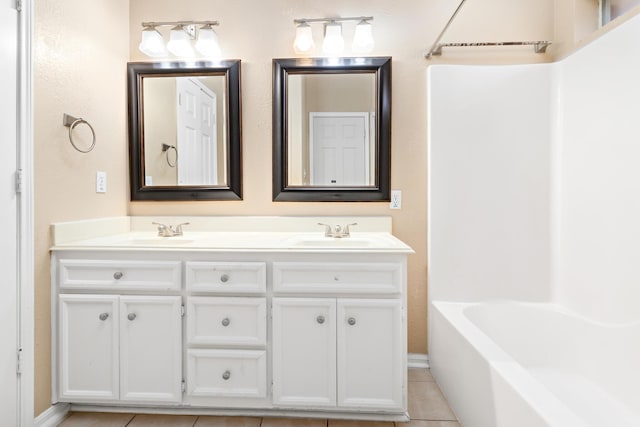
{"left": 57, "top": 369, "right": 459, "bottom": 427}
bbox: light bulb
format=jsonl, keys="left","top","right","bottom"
{"left": 195, "top": 24, "right": 222, "bottom": 57}
{"left": 138, "top": 27, "right": 166, "bottom": 57}
{"left": 167, "top": 25, "right": 195, "bottom": 57}
{"left": 322, "top": 21, "right": 344, "bottom": 55}
{"left": 293, "top": 22, "right": 314, "bottom": 54}
{"left": 352, "top": 20, "right": 374, "bottom": 54}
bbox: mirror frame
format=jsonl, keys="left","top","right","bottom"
{"left": 272, "top": 57, "right": 391, "bottom": 202}
{"left": 127, "top": 60, "right": 242, "bottom": 201}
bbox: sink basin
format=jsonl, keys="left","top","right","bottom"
{"left": 281, "top": 233, "right": 403, "bottom": 249}
{"left": 288, "top": 239, "right": 374, "bottom": 248}
{"left": 127, "top": 238, "right": 195, "bottom": 246}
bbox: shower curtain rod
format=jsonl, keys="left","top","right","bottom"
{"left": 424, "top": 0, "right": 551, "bottom": 59}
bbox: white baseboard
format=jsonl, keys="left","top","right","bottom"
{"left": 408, "top": 353, "right": 429, "bottom": 369}
{"left": 34, "top": 403, "right": 70, "bottom": 427}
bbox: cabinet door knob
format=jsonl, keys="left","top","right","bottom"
{"left": 220, "top": 274, "right": 230, "bottom": 283}
{"left": 127, "top": 313, "right": 137, "bottom": 321}
{"left": 348, "top": 317, "right": 357, "bottom": 326}
{"left": 222, "top": 370, "right": 231, "bottom": 380}
{"left": 221, "top": 317, "right": 230, "bottom": 327}
{"left": 316, "top": 315, "right": 325, "bottom": 324}
{"left": 113, "top": 272, "right": 124, "bottom": 280}
{"left": 99, "top": 313, "right": 109, "bottom": 321}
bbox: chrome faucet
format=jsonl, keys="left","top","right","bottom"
{"left": 318, "top": 222, "right": 358, "bottom": 238}
{"left": 152, "top": 222, "right": 190, "bottom": 237}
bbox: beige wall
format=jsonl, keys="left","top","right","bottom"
{"left": 34, "top": 0, "right": 562, "bottom": 417}
{"left": 34, "top": 0, "right": 130, "bottom": 416}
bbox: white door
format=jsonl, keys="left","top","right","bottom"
{"left": 120, "top": 296, "right": 182, "bottom": 402}
{"left": 58, "top": 295, "right": 119, "bottom": 401}
{"left": 272, "top": 298, "right": 336, "bottom": 407}
{"left": 337, "top": 299, "right": 403, "bottom": 409}
{"left": 176, "top": 77, "right": 217, "bottom": 185}
{"left": 310, "top": 113, "right": 369, "bottom": 186}
{"left": 0, "top": 1, "right": 19, "bottom": 423}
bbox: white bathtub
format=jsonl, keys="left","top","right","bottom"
{"left": 429, "top": 301, "right": 640, "bottom": 427}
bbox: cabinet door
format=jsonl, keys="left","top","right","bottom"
{"left": 120, "top": 296, "right": 182, "bottom": 402}
{"left": 272, "top": 298, "right": 336, "bottom": 407}
{"left": 337, "top": 299, "right": 403, "bottom": 409}
{"left": 58, "top": 295, "right": 119, "bottom": 401}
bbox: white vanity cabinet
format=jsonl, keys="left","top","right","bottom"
{"left": 54, "top": 256, "right": 183, "bottom": 404}
{"left": 272, "top": 261, "right": 404, "bottom": 411}
{"left": 51, "top": 230, "right": 410, "bottom": 420}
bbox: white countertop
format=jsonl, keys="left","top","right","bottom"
{"left": 50, "top": 216, "right": 414, "bottom": 254}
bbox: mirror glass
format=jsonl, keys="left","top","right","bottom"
{"left": 128, "top": 61, "right": 242, "bottom": 201}
{"left": 273, "top": 57, "right": 391, "bottom": 202}
{"left": 287, "top": 73, "right": 376, "bottom": 187}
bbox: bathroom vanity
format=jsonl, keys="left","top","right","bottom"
{"left": 50, "top": 217, "right": 412, "bottom": 420}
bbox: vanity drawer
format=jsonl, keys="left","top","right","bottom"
{"left": 59, "top": 260, "right": 182, "bottom": 291}
{"left": 187, "top": 349, "right": 267, "bottom": 398}
{"left": 187, "top": 297, "right": 267, "bottom": 346}
{"left": 273, "top": 262, "right": 402, "bottom": 295}
{"left": 186, "top": 262, "right": 266, "bottom": 294}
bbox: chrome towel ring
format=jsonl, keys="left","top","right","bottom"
{"left": 162, "top": 143, "right": 178, "bottom": 167}
{"left": 63, "top": 113, "right": 96, "bottom": 153}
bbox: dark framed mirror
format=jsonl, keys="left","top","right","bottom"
{"left": 128, "top": 60, "right": 242, "bottom": 200}
{"left": 272, "top": 57, "right": 391, "bottom": 202}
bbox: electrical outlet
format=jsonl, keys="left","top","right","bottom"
{"left": 390, "top": 190, "right": 402, "bottom": 209}
{"left": 96, "top": 171, "right": 107, "bottom": 193}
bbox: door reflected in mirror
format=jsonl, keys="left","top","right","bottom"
{"left": 143, "top": 75, "right": 227, "bottom": 187}
{"left": 287, "top": 73, "right": 376, "bottom": 187}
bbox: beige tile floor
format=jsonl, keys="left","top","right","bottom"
{"left": 57, "top": 369, "right": 460, "bottom": 427}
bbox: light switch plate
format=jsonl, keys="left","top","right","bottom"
{"left": 96, "top": 171, "right": 107, "bottom": 193}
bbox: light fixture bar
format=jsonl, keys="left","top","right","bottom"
{"left": 293, "top": 16, "right": 373, "bottom": 25}
{"left": 142, "top": 20, "right": 219, "bottom": 28}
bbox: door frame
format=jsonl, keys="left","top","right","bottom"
{"left": 308, "top": 112, "right": 370, "bottom": 186}
{"left": 17, "top": 0, "right": 35, "bottom": 424}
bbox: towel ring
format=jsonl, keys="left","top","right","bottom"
{"left": 162, "top": 143, "right": 178, "bottom": 167}
{"left": 63, "top": 113, "right": 96, "bottom": 153}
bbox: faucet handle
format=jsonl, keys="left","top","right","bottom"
{"left": 175, "top": 222, "right": 190, "bottom": 235}
{"left": 152, "top": 222, "right": 168, "bottom": 236}
{"left": 318, "top": 222, "right": 333, "bottom": 236}
{"left": 343, "top": 222, "right": 358, "bottom": 236}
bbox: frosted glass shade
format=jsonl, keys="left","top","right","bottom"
{"left": 352, "top": 20, "right": 374, "bottom": 53}
{"left": 322, "top": 22, "right": 344, "bottom": 55}
{"left": 195, "top": 26, "right": 221, "bottom": 57}
{"left": 167, "top": 27, "right": 194, "bottom": 57}
{"left": 293, "top": 23, "right": 314, "bottom": 54}
{"left": 138, "top": 28, "right": 166, "bottom": 57}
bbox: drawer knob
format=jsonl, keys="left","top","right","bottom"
{"left": 348, "top": 317, "right": 357, "bottom": 326}
{"left": 99, "top": 313, "right": 109, "bottom": 321}
{"left": 221, "top": 317, "right": 230, "bottom": 327}
{"left": 220, "top": 274, "right": 230, "bottom": 283}
{"left": 222, "top": 370, "right": 231, "bottom": 380}
{"left": 316, "top": 315, "right": 325, "bottom": 324}
{"left": 113, "top": 272, "right": 124, "bottom": 280}
{"left": 127, "top": 313, "right": 137, "bottom": 321}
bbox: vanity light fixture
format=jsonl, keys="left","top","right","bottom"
{"left": 293, "top": 16, "right": 374, "bottom": 55}
{"left": 138, "top": 20, "right": 221, "bottom": 58}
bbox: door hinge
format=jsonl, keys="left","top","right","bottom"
{"left": 15, "top": 169, "right": 23, "bottom": 194}
{"left": 16, "top": 348, "right": 22, "bottom": 374}
{"left": 181, "top": 379, "right": 186, "bottom": 393}
{"left": 14, "top": 0, "right": 22, "bottom": 12}
{"left": 181, "top": 305, "right": 185, "bottom": 317}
